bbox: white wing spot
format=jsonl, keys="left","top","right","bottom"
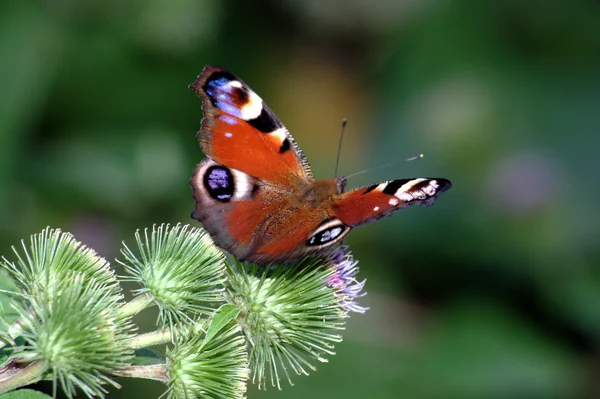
{"left": 229, "top": 81, "right": 243, "bottom": 88}
{"left": 271, "top": 127, "right": 288, "bottom": 143}
{"left": 414, "top": 191, "right": 427, "bottom": 200}
{"left": 373, "top": 206, "right": 380, "bottom": 211}
{"left": 423, "top": 184, "right": 437, "bottom": 196}
{"left": 239, "top": 91, "right": 263, "bottom": 120}
{"left": 395, "top": 178, "right": 427, "bottom": 196}
{"left": 398, "top": 192, "right": 414, "bottom": 201}
{"left": 224, "top": 132, "right": 233, "bottom": 138}
{"left": 394, "top": 178, "right": 429, "bottom": 202}
{"left": 330, "top": 227, "right": 343, "bottom": 239}
{"left": 389, "top": 198, "right": 399, "bottom": 206}
{"left": 219, "top": 115, "right": 238, "bottom": 125}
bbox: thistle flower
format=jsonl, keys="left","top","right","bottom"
{"left": 1, "top": 228, "right": 134, "bottom": 398}
{"left": 224, "top": 255, "right": 350, "bottom": 389}
{"left": 1, "top": 227, "right": 119, "bottom": 303}
{"left": 166, "top": 306, "right": 249, "bottom": 399}
{"left": 119, "top": 224, "right": 226, "bottom": 327}
{"left": 326, "top": 246, "right": 368, "bottom": 314}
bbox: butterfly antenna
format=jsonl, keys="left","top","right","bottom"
{"left": 345, "top": 153, "right": 424, "bottom": 180}
{"left": 405, "top": 153, "right": 424, "bottom": 162}
{"left": 334, "top": 118, "right": 347, "bottom": 177}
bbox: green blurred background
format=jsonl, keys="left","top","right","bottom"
{"left": 2, "top": 0, "right": 600, "bottom": 398}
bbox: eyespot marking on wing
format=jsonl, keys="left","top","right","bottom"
{"left": 192, "top": 158, "right": 257, "bottom": 205}
{"left": 203, "top": 165, "right": 235, "bottom": 203}
{"left": 202, "top": 72, "right": 263, "bottom": 121}
{"left": 307, "top": 218, "right": 351, "bottom": 248}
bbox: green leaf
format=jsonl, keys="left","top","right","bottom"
{"left": 201, "top": 304, "right": 240, "bottom": 349}
{"left": 133, "top": 347, "right": 165, "bottom": 365}
{"left": 0, "top": 389, "right": 54, "bottom": 399}
{"left": 0, "top": 270, "right": 20, "bottom": 324}
{"left": 1, "top": 335, "right": 25, "bottom": 368}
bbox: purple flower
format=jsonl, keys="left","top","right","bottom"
{"left": 327, "top": 246, "right": 368, "bottom": 314}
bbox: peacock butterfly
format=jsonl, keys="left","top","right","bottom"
{"left": 189, "top": 65, "right": 452, "bottom": 265}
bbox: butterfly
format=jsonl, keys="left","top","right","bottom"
{"left": 189, "top": 66, "right": 452, "bottom": 266}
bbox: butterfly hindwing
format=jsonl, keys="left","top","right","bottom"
{"left": 191, "top": 158, "right": 348, "bottom": 264}
{"left": 241, "top": 209, "right": 350, "bottom": 265}
{"left": 190, "top": 66, "right": 313, "bottom": 186}
{"left": 191, "top": 158, "right": 280, "bottom": 260}
{"left": 332, "top": 178, "right": 452, "bottom": 226}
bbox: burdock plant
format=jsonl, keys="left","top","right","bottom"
{"left": 0, "top": 224, "right": 367, "bottom": 399}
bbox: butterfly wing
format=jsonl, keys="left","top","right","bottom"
{"left": 332, "top": 178, "right": 452, "bottom": 226}
{"left": 189, "top": 65, "right": 313, "bottom": 185}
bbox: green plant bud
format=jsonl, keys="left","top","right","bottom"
{"left": 12, "top": 273, "right": 134, "bottom": 398}
{"left": 167, "top": 317, "right": 248, "bottom": 399}
{"left": 119, "top": 224, "right": 227, "bottom": 327}
{"left": 225, "top": 255, "right": 348, "bottom": 389}
{"left": 1, "top": 227, "right": 119, "bottom": 304}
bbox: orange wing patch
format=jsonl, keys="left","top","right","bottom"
{"left": 203, "top": 116, "right": 305, "bottom": 185}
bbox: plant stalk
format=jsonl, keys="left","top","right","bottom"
{"left": 119, "top": 293, "right": 154, "bottom": 318}
{"left": 114, "top": 365, "right": 169, "bottom": 382}
{"left": 127, "top": 328, "right": 172, "bottom": 349}
{"left": 0, "top": 360, "right": 47, "bottom": 394}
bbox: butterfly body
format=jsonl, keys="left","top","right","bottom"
{"left": 190, "top": 66, "right": 452, "bottom": 265}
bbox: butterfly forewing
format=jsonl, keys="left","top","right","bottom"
{"left": 332, "top": 178, "right": 452, "bottom": 226}
{"left": 190, "top": 66, "right": 313, "bottom": 186}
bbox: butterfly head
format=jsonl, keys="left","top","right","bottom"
{"left": 336, "top": 177, "right": 347, "bottom": 194}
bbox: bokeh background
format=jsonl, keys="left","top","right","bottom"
{"left": 2, "top": 1, "right": 600, "bottom": 398}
